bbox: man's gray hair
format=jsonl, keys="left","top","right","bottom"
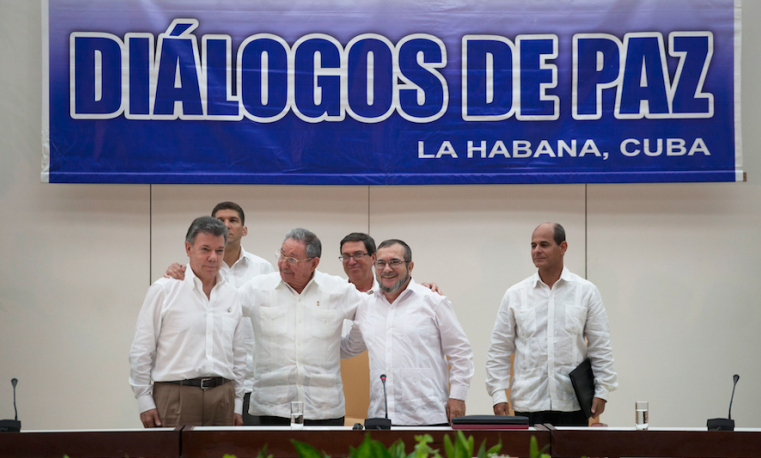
{"left": 284, "top": 228, "right": 322, "bottom": 258}
{"left": 186, "top": 216, "right": 228, "bottom": 245}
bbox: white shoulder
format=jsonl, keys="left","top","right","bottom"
{"left": 314, "top": 271, "right": 355, "bottom": 294}
{"left": 239, "top": 271, "right": 281, "bottom": 292}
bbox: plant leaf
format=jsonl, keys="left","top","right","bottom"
{"left": 388, "top": 439, "right": 407, "bottom": 458}
{"left": 486, "top": 440, "right": 502, "bottom": 457}
{"left": 292, "top": 440, "right": 327, "bottom": 458}
{"left": 443, "top": 434, "right": 454, "bottom": 458}
{"left": 476, "top": 440, "right": 487, "bottom": 458}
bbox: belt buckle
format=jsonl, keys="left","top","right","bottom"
{"left": 199, "top": 378, "right": 214, "bottom": 390}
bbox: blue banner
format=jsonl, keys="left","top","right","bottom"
{"left": 42, "top": 0, "right": 743, "bottom": 184}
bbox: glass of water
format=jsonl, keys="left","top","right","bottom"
{"left": 291, "top": 401, "right": 304, "bottom": 429}
{"left": 635, "top": 401, "right": 649, "bottom": 430}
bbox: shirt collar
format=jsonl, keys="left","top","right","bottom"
{"left": 185, "top": 263, "right": 226, "bottom": 291}
{"left": 346, "top": 275, "right": 379, "bottom": 295}
{"left": 532, "top": 266, "right": 570, "bottom": 288}
{"left": 279, "top": 270, "right": 321, "bottom": 294}
{"left": 223, "top": 245, "right": 247, "bottom": 269}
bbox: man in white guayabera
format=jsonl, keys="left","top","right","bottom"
{"left": 485, "top": 222, "right": 617, "bottom": 426}
{"left": 237, "top": 228, "right": 368, "bottom": 426}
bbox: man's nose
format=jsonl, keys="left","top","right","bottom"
{"left": 348, "top": 256, "right": 357, "bottom": 265}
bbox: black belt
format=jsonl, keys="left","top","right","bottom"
{"left": 163, "top": 377, "right": 230, "bottom": 389}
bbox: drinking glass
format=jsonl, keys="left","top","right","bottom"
{"left": 290, "top": 401, "right": 304, "bottom": 429}
{"left": 635, "top": 401, "right": 649, "bottom": 430}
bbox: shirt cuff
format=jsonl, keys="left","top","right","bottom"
{"left": 594, "top": 384, "right": 610, "bottom": 401}
{"left": 492, "top": 389, "right": 508, "bottom": 406}
{"left": 137, "top": 394, "right": 157, "bottom": 413}
{"left": 449, "top": 384, "right": 469, "bottom": 401}
{"left": 235, "top": 396, "right": 243, "bottom": 415}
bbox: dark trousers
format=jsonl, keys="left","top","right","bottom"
{"left": 514, "top": 410, "right": 588, "bottom": 427}
{"left": 242, "top": 392, "right": 259, "bottom": 426}
{"left": 256, "top": 415, "right": 345, "bottom": 426}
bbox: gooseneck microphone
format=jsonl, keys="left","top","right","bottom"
{"left": 364, "top": 374, "right": 392, "bottom": 430}
{"left": 728, "top": 374, "right": 739, "bottom": 420}
{"left": 381, "top": 374, "right": 389, "bottom": 419}
{"left": 12, "top": 379, "right": 18, "bottom": 421}
{"left": 0, "top": 378, "right": 21, "bottom": 432}
{"left": 707, "top": 374, "right": 740, "bottom": 431}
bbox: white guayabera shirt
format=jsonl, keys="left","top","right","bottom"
{"left": 341, "top": 279, "right": 475, "bottom": 426}
{"left": 219, "top": 246, "right": 276, "bottom": 394}
{"left": 129, "top": 266, "right": 248, "bottom": 415}
{"left": 238, "top": 271, "right": 366, "bottom": 420}
{"left": 485, "top": 267, "right": 618, "bottom": 413}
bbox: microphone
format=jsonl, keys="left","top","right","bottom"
{"left": 707, "top": 374, "right": 740, "bottom": 431}
{"left": 0, "top": 378, "right": 21, "bottom": 432}
{"left": 12, "top": 379, "right": 17, "bottom": 421}
{"left": 381, "top": 374, "right": 388, "bottom": 419}
{"left": 364, "top": 374, "right": 392, "bottom": 430}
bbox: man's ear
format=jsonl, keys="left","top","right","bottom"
{"left": 408, "top": 261, "right": 414, "bottom": 274}
{"left": 185, "top": 241, "right": 192, "bottom": 256}
{"left": 242, "top": 226, "right": 248, "bottom": 237}
{"left": 560, "top": 241, "right": 568, "bottom": 255}
{"left": 311, "top": 257, "right": 321, "bottom": 271}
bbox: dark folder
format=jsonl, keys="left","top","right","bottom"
{"left": 451, "top": 415, "right": 529, "bottom": 430}
{"left": 569, "top": 358, "right": 596, "bottom": 419}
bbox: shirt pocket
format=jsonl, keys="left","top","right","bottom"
{"left": 259, "top": 306, "right": 288, "bottom": 337}
{"left": 306, "top": 307, "right": 341, "bottom": 340}
{"left": 564, "top": 303, "right": 587, "bottom": 336}
{"left": 514, "top": 306, "right": 537, "bottom": 338}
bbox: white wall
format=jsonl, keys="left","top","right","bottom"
{"left": 1, "top": 0, "right": 759, "bottom": 430}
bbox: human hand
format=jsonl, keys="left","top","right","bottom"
{"left": 446, "top": 398, "right": 466, "bottom": 423}
{"left": 493, "top": 402, "right": 509, "bottom": 416}
{"left": 591, "top": 397, "right": 607, "bottom": 416}
{"left": 421, "top": 282, "right": 443, "bottom": 295}
{"left": 140, "top": 408, "right": 162, "bottom": 428}
{"left": 164, "top": 263, "right": 186, "bottom": 280}
{"left": 234, "top": 413, "right": 243, "bottom": 426}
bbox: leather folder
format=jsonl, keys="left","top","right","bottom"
{"left": 569, "top": 357, "right": 596, "bottom": 419}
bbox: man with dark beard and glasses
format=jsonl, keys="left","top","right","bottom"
{"left": 340, "top": 239, "right": 473, "bottom": 426}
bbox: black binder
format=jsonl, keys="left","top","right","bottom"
{"left": 569, "top": 358, "right": 595, "bottom": 419}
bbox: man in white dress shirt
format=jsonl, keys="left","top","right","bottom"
{"left": 164, "top": 202, "right": 273, "bottom": 425}
{"left": 239, "top": 228, "right": 367, "bottom": 426}
{"left": 129, "top": 216, "right": 247, "bottom": 427}
{"left": 485, "top": 222, "right": 617, "bottom": 426}
{"left": 341, "top": 239, "right": 474, "bottom": 426}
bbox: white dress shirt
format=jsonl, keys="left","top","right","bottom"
{"left": 341, "top": 279, "right": 474, "bottom": 425}
{"left": 341, "top": 277, "right": 379, "bottom": 337}
{"left": 220, "top": 246, "right": 275, "bottom": 288}
{"left": 129, "top": 265, "right": 248, "bottom": 415}
{"left": 485, "top": 267, "right": 617, "bottom": 413}
{"left": 238, "top": 271, "right": 365, "bottom": 420}
{"left": 219, "top": 246, "right": 275, "bottom": 393}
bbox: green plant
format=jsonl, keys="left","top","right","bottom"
{"left": 291, "top": 431, "right": 501, "bottom": 458}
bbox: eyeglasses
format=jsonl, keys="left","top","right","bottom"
{"left": 276, "top": 251, "right": 315, "bottom": 265}
{"left": 339, "top": 252, "right": 369, "bottom": 262}
{"left": 375, "top": 259, "right": 410, "bottom": 269}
